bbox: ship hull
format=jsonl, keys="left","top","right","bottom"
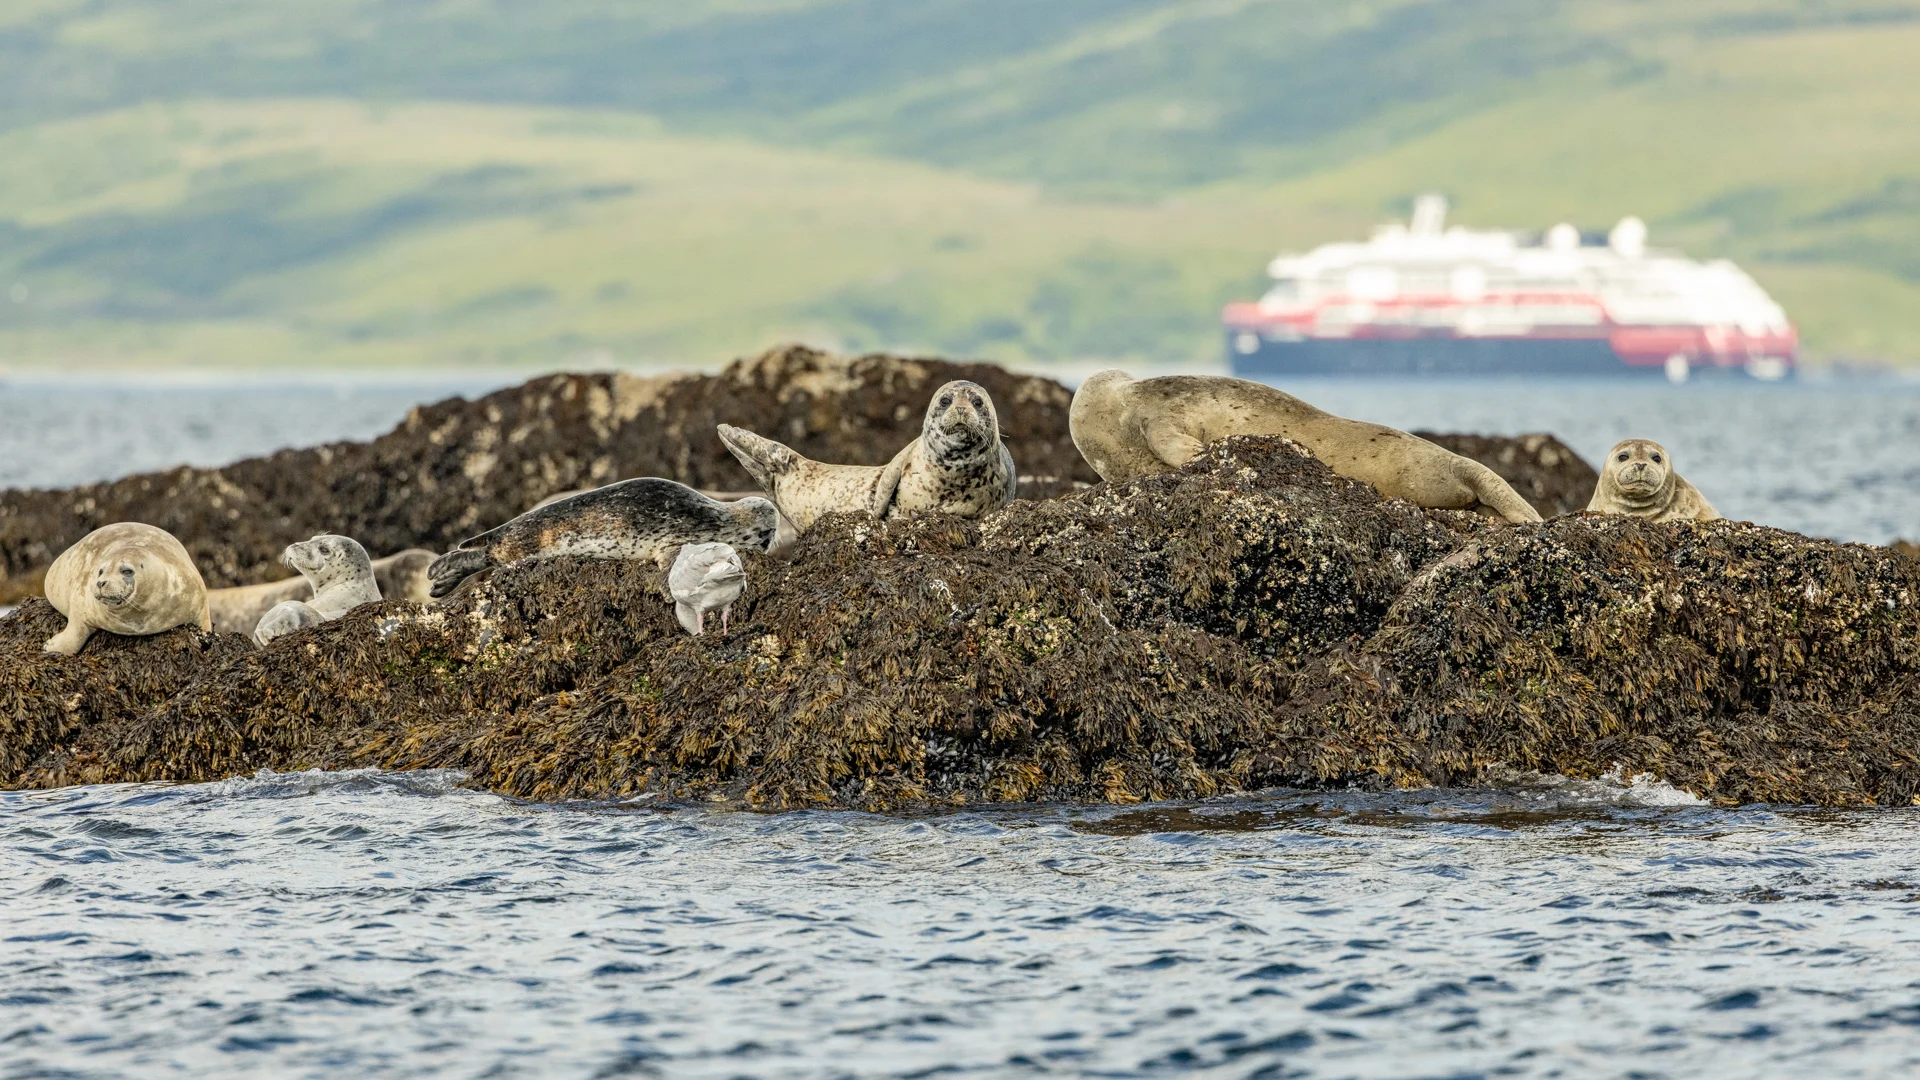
{"left": 1226, "top": 334, "right": 1793, "bottom": 380}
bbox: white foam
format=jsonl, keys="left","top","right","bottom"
{"left": 189, "top": 766, "right": 475, "bottom": 802}
{"left": 1482, "top": 764, "right": 1708, "bottom": 808}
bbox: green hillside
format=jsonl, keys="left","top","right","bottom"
{"left": 0, "top": 0, "right": 1915, "bottom": 370}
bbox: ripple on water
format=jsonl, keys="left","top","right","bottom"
{"left": 1, "top": 771, "right": 1918, "bottom": 1077}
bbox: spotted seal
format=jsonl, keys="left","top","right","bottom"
{"left": 427, "top": 478, "right": 787, "bottom": 598}
{"left": 209, "top": 548, "right": 435, "bottom": 636}
{"left": 252, "top": 535, "right": 384, "bottom": 646}
{"left": 41, "top": 522, "right": 211, "bottom": 655}
{"left": 716, "top": 380, "right": 1017, "bottom": 532}
{"left": 1586, "top": 439, "right": 1719, "bottom": 522}
{"left": 1069, "top": 370, "right": 1542, "bottom": 523}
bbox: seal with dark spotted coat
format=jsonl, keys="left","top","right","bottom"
{"left": 716, "top": 380, "right": 1016, "bottom": 532}
{"left": 1587, "top": 439, "right": 1719, "bottom": 522}
{"left": 1069, "top": 370, "right": 1541, "bottom": 524}
{"left": 427, "top": 478, "right": 785, "bottom": 598}
{"left": 42, "top": 522, "right": 210, "bottom": 655}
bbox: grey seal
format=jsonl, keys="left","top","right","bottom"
{"left": 668, "top": 542, "right": 746, "bottom": 636}
{"left": 1587, "top": 439, "right": 1719, "bottom": 522}
{"left": 428, "top": 478, "right": 785, "bottom": 598}
{"left": 253, "top": 535, "right": 384, "bottom": 647}
{"left": 41, "top": 522, "right": 211, "bottom": 655}
{"left": 1069, "top": 370, "right": 1541, "bottom": 523}
{"left": 717, "top": 379, "right": 1017, "bottom": 532}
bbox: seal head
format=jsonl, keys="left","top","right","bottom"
{"left": 1587, "top": 439, "right": 1719, "bottom": 522}
{"left": 923, "top": 381, "right": 997, "bottom": 459}
{"left": 91, "top": 552, "right": 143, "bottom": 610}
{"left": 1603, "top": 440, "right": 1669, "bottom": 500}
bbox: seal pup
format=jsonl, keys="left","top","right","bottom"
{"left": 1068, "top": 370, "right": 1542, "bottom": 524}
{"left": 428, "top": 478, "right": 784, "bottom": 598}
{"left": 716, "top": 379, "right": 1017, "bottom": 531}
{"left": 668, "top": 542, "right": 746, "bottom": 635}
{"left": 253, "top": 535, "right": 384, "bottom": 647}
{"left": 1587, "top": 439, "right": 1719, "bottom": 522}
{"left": 210, "top": 548, "right": 436, "bottom": 636}
{"left": 41, "top": 522, "right": 210, "bottom": 655}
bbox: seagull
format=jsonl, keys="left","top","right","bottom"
{"left": 668, "top": 542, "right": 747, "bottom": 636}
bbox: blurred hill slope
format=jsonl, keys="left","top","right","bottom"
{"left": 0, "top": 0, "right": 1915, "bottom": 368}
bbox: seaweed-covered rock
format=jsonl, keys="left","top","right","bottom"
{"left": 0, "top": 344, "right": 1095, "bottom": 590}
{"left": 1413, "top": 431, "right": 1598, "bottom": 518}
{"left": 0, "top": 601, "right": 252, "bottom": 778}
{"left": 13, "top": 436, "right": 1919, "bottom": 809}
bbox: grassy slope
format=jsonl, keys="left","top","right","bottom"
{"left": 0, "top": 101, "right": 1307, "bottom": 369}
{"left": 0, "top": 0, "right": 1914, "bottom": 369}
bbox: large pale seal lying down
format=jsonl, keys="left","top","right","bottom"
{"left": 253, "top": 535, "right": 386, "bottom": 647}
{"left": 41, "top": 522, "right": 210, "bottom": 655}
{"left": 427, "top": 478, "right": 787, "bottom": 598}
{"left": 1587, "top": 439, "right": 1719, "bottom": 522}
{"left": 716, "top": 379, "right": 1017, "bottom": 531}
{"left": 208, "top": 549, "right": 435, "bottom": 636}
{"left": 1069, "top": 370, "right": 1542, "bottom": 524}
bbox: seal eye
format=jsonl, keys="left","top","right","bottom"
{"left": 1617, "top": 453, "right": 1629, "bottom": 462}
{"left": 1650, "top": 454, "right": 1662, "bottom": 464}
{"left": 120, "top": 568, "right": 134, "bottom": 578}
{"left": 938, "top": 395, "right": 953, "bottom": 408}
{"left": 967, "top": 393, "right": 982, "bottom": 408}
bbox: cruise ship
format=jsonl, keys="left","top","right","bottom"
{"left": 1222, "top": 196, "right": 1796, "bottom": 381}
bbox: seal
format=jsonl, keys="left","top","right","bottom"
{"left": 252, "top": 535, "right": 384, "bottom": 646}
{"left": 428, "top": 478, "right": 786, "bottom": 598}
{"left": 717, "top": 380, "right": 1017, "bottom": 531}
{"left": 668, "top": 542, "right": 747, "bottom": 636}
{"left": 1586, "top": 439, "right": 1718, "bottom": 522}
{"left": 252, "top": 599, "right": 326, "bottom": 647}
{"left": 41, "top": 522, "right": 211, "bottom": 655}
{"left": 210, "top": 548, "right": 436, "bottom": 636}
{"left": 1068, "top": 370, "right": 1542, "bottom": 523}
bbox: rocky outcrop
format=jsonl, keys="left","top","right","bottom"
{"left": 1413, "top": 431, "right": 1599, "bottom": 518}
{"left": 0, "top": 344, "right": 1096, "bottom": 590}
{"left": 9, "top": 436, "right": 1917, "bottom": 808}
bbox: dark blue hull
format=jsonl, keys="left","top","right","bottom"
{"left": 1226, "top": 335, "right": 1791, "bottom": 380}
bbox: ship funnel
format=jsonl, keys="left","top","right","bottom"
{"left": 1610, "top": 216, "right": 1648, "bottom": 258}
{"left": 1409, "top": 194, "right": 1448, "bottom": 236}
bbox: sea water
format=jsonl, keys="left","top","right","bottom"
{"left": 2, "top": 772, "right": 1918, "bottom": 1078}
{"left": 2, "top": 373, "right": 1918, "bottom": 1077}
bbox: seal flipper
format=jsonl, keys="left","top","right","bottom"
{"left": 1462, "top": 462, "right": 1543, "bottom": 524}
{"left": 1143, "top": 420, "right": 1206, "bottom": 469}
{"left": 870, "top": 437, "right": 920, "bottom": 519}
{"left": 42, "top": 618, "right": 94, "bottom": 656}
{"left": 716, "top": 424, "right": 798, "bottom": 494}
